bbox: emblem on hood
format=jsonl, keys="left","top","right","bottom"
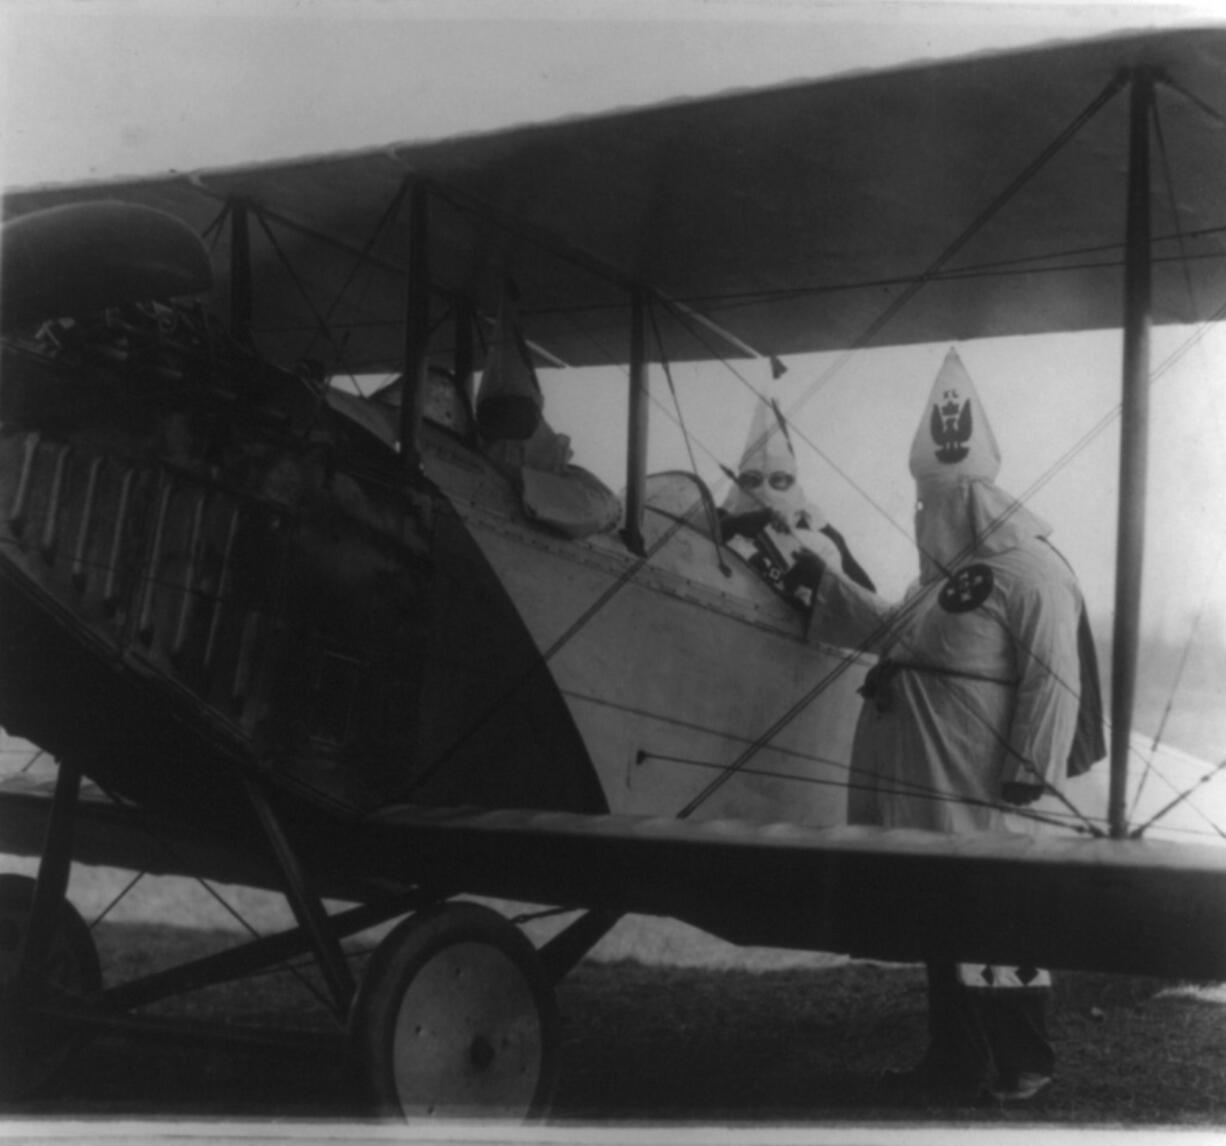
{"left": 930, "top": 390, "right": 973, "bottom": 465}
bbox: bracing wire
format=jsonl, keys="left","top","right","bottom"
{"left": 1120, "top": 85, "right": 1226, "bottom": 834}
{"left": 1013, "top": 306, "right": 1226, "bottom": 825}
{"left": 648, "top": 303, "right": 730, "bottom": 573}
{"left": 200, "top": 201, "right": 232, "bottom": 249}
{"left": 656, "top": 234, "right": 1226, "bottom": 324}
{"left": 403, "top": 70, "right": 1146, "bottom": 825}
{"left": 1128, "top": 539, "right": 1226, "bottom": 826}
{"left": 301, "top": 179, "right": 413, "bottom": 388}
{"left": 644, "top": 748, "right": 1091, "bottom": 835}
{"left": 1131, "top": 760, "right": 1226, "bottom": 841}
{"left": 656, "top": 243, "right": 1226, "bottom": 829}
{"left": 1161, "top": 74, "right": 1226, "bottom": 130}
{"left": 87, "top": 868, "right": 146, "bottom": 930}
{"left": 252, "top": 211, "right": 355, "bottom": 388}
{"left": 652, "top": 298, "right": 1104, "bottom": 831}
{"left": 85, "top": 776, "right": 339, "bottom": 1013}
{"left": 672, "top": 289, "right": 1226, "bottom": 830}
{"left": 776, "top": 70, "right": 1129, "bottom": 426}
{"left": 1152, "top": 92, "right": 1200, "bottom": 315}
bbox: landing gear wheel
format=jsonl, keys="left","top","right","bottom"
{"left": 0, "top": 873, "right": 101, "bottom": 1100}
{"left": 349, "top": 902, "right": 559, "bottom": 1120}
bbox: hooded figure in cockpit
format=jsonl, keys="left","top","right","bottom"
{"left": 791, "top": 347, "right": 1105, "bottom": 1103}
{"left": 718, "top": 392, "right": 874, "bottom": 597}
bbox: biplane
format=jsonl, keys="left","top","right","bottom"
{"left": 1, "top": 23, "right": 1225, "bottom": 1119}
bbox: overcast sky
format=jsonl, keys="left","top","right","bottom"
{"left": 5, "top": 0, "right": 1218, "bottom": 187}
{"left": 2, "top": 0, "right": 1224, "bottom": 651}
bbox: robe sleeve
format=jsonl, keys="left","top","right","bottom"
{"left": 807, "top": 567, "right": 898, "bottom": 653}
{"left": 1000, "top": 569, "right": 1083, "bottom": 789}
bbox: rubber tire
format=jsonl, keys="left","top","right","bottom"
{"left": 348, "top": 902, "right": 559, "bottom": 1120}
{"left": 0, "top": 873, "right": 101, "bottom": 1100}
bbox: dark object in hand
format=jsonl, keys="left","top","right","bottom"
{"left": 783, "top": 549, "right": 825, "bottom": 593}
{"left": 1001, "top": 781, "right": 1043, "bottom": 806}
{"left": 719, "top": 507, "right": 774, "bottom": 542}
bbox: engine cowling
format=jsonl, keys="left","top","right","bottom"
{"left": 1, "top": 201, "right": 212, "bottom": 332}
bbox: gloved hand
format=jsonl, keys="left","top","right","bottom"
{"left": 721, "top": 507, "right": 773, "bottom": 541}
{"left": 1001, "top": 781, "right": 1043, "bottom": 807}
{"left": 783, "top": 548, "right": 826, "bottom": 593}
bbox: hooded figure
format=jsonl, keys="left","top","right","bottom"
{"left": 720, "top": 392, "right": 874, "bottom": 595}
{"left": 796, "top": 348, "right": 1105, "bottom": 1101}
{"left": 476, "top": 288, "right": 572, "bottom": 474}
{"left": 474, "top": 286, "right": 620, "bottom": 538}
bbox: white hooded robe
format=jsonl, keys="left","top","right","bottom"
{"left": 810, "top": 476, "right": 1087, "bottom": 834}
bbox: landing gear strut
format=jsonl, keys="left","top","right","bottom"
{"left": 0, "top": 872, "right": 101, "bottom": 1100}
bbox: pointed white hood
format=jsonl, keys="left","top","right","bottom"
{"left": 722, "top": 392, "right": 825, "bottom": 529}
{"left": 911, "top": 351, "right": 1050, "bottom": 582}
{"left": 909, "top": 347, "right": 1002, "bottom": 484}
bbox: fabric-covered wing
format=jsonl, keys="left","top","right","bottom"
{"left": 4, "top": 774, "right": 1226, "bottom": 980}
{"left": 3, "top": 26, "right": 1225, "bottom": 371}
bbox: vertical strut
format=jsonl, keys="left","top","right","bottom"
{"left": 242, "top": 777, "right": 355, "bottom": 1015}
{"left": 454, "top": 295, "right": 477, "bottom": 440}
{"left": 1109, "top": 69, "right": 1154, "bottom": 839}
{"left": 15, "top": 761, "right": 81, "bottom": 996}
{"left": 623, "top": 289, "right": 649, "bottom": 556}
{"left": 229, "top": 200, "right": 252, "bottom": 345}
{"left": 400, "top": 181, "right": 431, "bottom": 471}
{"left": 538, "top": 910, "right": 621, "bottom": 986}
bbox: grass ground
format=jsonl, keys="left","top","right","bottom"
{"left": 4, "top": 920, "right": 1224, "bottom": 1127}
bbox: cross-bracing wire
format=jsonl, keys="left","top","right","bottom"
{"left": 659, "top": 74, "right": 1226, "bottom": 832}
{"left": 87, "top": 868, "right": 147, "bottom": 930}
{"left": 1120, "top": 84, "right": 1226, "bottom": 835}
{"left": 670, "top": 225, "right": 1226, "bottom": 317}
{"left": 252, "top": 212, "right": 355, "bottom": 406}
{"left": 644, "top": 748, "right": 1088, "bottom": 836}
{"left": 648, "top": 291, "right": 1102, "bottom": 830}
{"left": 82, "top": 776, "right": 339, "bottom": 1014}
{"left": 1128, "top": 540, "right": 1226, "bottom": 829}
{"left": 399, "top": 72, "right": 1141, "bottom": 826}
{"left": 660, "top": 283, "right": 1226, "bottom": 833}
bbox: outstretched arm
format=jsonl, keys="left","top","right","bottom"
{"left": 802, "top": 552, "right": 898, "bottom": 654}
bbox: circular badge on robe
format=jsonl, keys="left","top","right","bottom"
{"left": 939, "top": 563, "right": 994, "bottom": 613}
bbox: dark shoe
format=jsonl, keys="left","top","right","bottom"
{"left": 989, "top": 1072, "right": 1053, "bottom": 1102}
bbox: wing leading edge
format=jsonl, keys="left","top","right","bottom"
{"left": 362, "top": 803, "right": 1226, "bottom": 982}
{"left": 4, "top": 775, "right": 1224, "bottom": 981}
{"left": 3, "top": 26, "right": 1224, "bottom": 371}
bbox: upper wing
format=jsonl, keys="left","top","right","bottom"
{"left": 3, "top": 26, "right": 1225, "bottom": 371}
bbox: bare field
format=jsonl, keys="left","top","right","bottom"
{"left": 3, "top": 918, "right": 1225, "bottom": 1128}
